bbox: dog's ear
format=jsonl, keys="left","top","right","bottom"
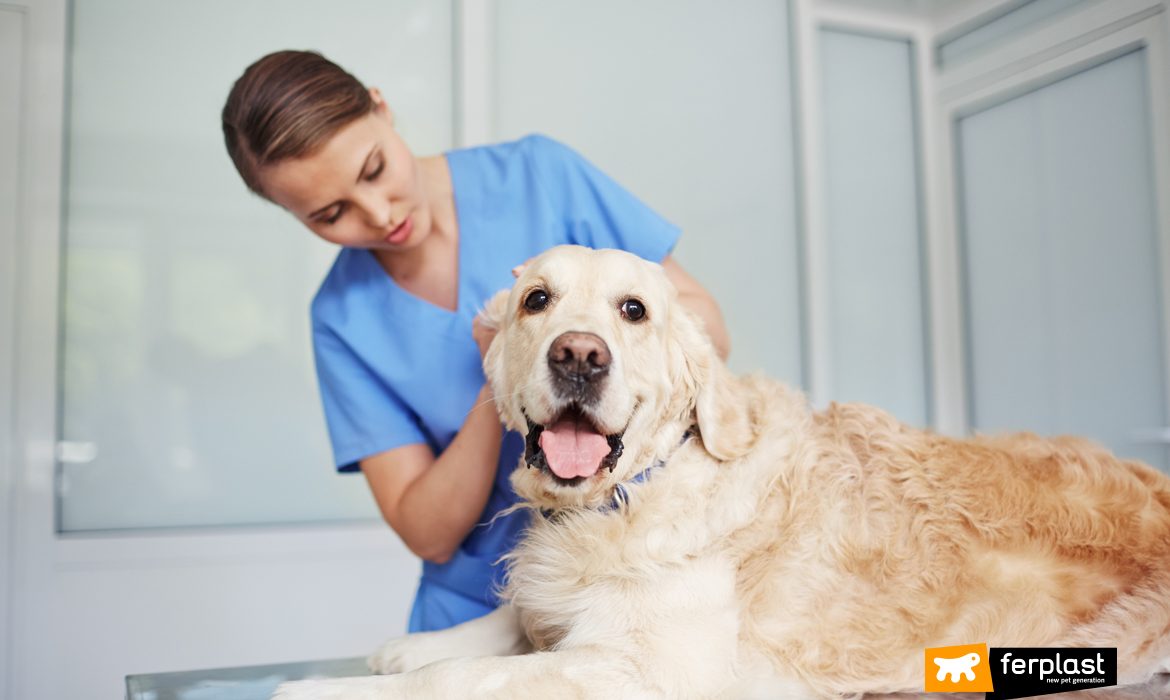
{"left": 667, "top": 304, "right": 755, "bottom": 461}
{"left": 480, "top": 288, "right": 511, "bottom": 332}
{"left": 481, "top": 288, "right": 510, "bottom": 392}
{"left": 481, "top": 289, "right": 526, "bottom": 432}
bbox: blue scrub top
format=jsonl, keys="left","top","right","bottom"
{"left": 310, "top": 134, "right": 680, "bottom": 632}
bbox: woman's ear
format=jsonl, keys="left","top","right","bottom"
{"left": 368, "top": 87, "right": 394, "bottom": 124}
{"left": 667, "top": 302, "right": 755, "bottom": 461}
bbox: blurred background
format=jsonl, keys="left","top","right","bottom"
{"left": 2, "top": 0, "right": 1169, "bottom": 697}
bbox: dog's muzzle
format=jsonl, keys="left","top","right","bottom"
{"left": 547, "top": 331, "right": 610, "bottom": 405}
{"left": 518, "top": 332, "right": 623, "bottom": 486}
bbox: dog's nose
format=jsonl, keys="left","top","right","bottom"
{"left": 548, "top": 332, "right": 611, "bottom": 387}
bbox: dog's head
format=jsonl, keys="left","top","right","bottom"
{"left": 482, "top": 245, "right": 754, "bottom": 510}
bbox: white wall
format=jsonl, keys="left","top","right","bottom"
{"left": 493, "top": 0, "right": 805, "bottom": 385}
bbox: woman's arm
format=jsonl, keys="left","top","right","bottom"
{"left": 360, "top": 382, "right": 501, "bottom": 565}
{"left": 359, "top": 316, "right": 506, "bottom": 564}
{"left": 661, "top": 255, "right": 730, "bottom": 361}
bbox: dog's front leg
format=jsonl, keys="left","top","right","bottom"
{"left": 367, "top": 603, "right": 530, "bottom": 674}
{"left": 275, "top": 646, "right": 651, "bottom": 700}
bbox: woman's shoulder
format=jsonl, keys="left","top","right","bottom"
{"left": 309, "top": 247, "right": 376, "bottom": 328}
{"left": 445, "top": 134, "right": 582, "bottom": 208}
{"left": 449, "top": 133, "right": 576, "bottom": 168}
{"left": 514, "top": 132, "right": 579, "bottom": 164}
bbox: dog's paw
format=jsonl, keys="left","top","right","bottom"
{"left": 367, "top": 632, "right": 455, "bottom": 674}
{"left": 272, "top": 675, "right": 396, "bottom": 700}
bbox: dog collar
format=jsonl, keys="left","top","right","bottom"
{"left": 540, "top": 428, "right": 694, "bottom": 520}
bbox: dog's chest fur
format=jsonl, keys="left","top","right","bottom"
{"left": 502, "top": 460, "right": 747, "bottom": 651}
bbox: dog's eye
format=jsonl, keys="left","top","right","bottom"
{"left": 524, "top": 289, "right": 550, "bottom": 312}
{"left": 620, "top": 298, "right": 646, "bottom": 322}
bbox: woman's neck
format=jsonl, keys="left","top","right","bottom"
{"left": 372, "top": 154, "right": 460, "bottom": 309}
{"left": 418, "top": 154, "right": 456, "bottom": 239}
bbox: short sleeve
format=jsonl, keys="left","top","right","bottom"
{"left": 312, "top": 321, "right": 428, "bottom": 473}
{"left": 525, "top": 134, "right": 680, "bottom": 262}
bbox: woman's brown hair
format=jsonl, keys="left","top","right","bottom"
{"left": 222, "top": 50, "right": 373, "bottom": 198}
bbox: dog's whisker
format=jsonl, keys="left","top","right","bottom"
{"left": 466, "top": 378, "right": 544, "bottom": 415}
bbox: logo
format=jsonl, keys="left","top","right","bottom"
{"left": 924, "top": 644, "right": 1117, "bottom": 698}
{"left": 987, "top": 647, "right": 1116, "bottom": 699}
{"left": 924, "top": 643, "right": 994, "bottom": 692}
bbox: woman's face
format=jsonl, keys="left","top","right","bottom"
{"left": 259, "top": 95, "right": 431, "bottom": 252}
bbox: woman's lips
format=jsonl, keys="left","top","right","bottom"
{"left": 385, "top": 216, "right": 413, "bottom": 245}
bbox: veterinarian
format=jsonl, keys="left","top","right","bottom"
{"left": 221, "top": 50, "right": 730, "bottom": 633}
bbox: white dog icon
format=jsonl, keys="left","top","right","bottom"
{"left": 934, "top": 652, "right": 981, "bottom": 682}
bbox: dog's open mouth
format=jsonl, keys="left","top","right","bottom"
{"left": 524, "top": 406, "right": 624, "bottom": 487}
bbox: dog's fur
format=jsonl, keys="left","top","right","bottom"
{"left": 276, "top": 245, "right": 1170, "bottom": 699}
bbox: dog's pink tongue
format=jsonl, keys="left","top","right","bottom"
{"left": 539, "top": 418, "right": 609, "bottom": 480}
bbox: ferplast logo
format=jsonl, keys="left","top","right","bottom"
{"left": 999, "top": 649, "right": 1107, "bottom": 679}
{"left": 987, "top": 648, "right": 1116, "bottom": 699}
{"left": 924, "top": 644, "right": 1117, "bottom": 698}
{"left": 924, "top": 643, "right": 994, "bottom": 692}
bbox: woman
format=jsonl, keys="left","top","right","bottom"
{"left": 221, "top": 50, "right": 729, "bottom": 633}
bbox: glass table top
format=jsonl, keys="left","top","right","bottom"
{"left": 126, "top": 660, "right": 1167, "bottom": 700}
{"left": 125, "top": 656, "right": 369, "bottom": 700}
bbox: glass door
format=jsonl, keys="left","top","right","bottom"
{"left": 59, "top": 0, "right": 455, "bottom": 530}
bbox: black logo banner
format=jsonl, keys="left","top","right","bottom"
{"left": 986, "top": 647, "right": 1116, "bottom": 699}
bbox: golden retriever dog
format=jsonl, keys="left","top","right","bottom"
{"left": 276, "top": 245, "right": 1170, "bottom": 699}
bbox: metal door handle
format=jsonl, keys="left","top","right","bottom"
{"left": 1131, "top": 429, "right": 1170, "bottom": 444}
{"left": 56, "top": 440, "right": 98, "bottom": 464}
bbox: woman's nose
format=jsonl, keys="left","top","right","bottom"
{"left": 354, "top": 190, "right": 393, "bottom": 230}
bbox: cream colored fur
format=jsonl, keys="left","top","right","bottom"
{"left": 275, "top": 245, "right": 1170, "bottom": 700}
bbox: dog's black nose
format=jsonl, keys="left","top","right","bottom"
{"left": 548, "top": 332, "right": 611, "bottom": 400}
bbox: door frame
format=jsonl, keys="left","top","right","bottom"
{"left": 928, "top": 0, "right": 1170, "bottom": 438}
{"left": 0, "top": 3, "right": 29, "bottom": 694}
{"left": 790, "top": 0, "right": 939, "bottom": 414}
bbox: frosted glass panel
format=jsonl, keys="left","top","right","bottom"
{"left": 494, "top": 0, "right": 802, "bottom": 384}
{"left": 819, "top": 30, "right": 928, "bottom": 426}
{"left": 939, "top": 0, "right": 1091, "bottom": 67}
{"left": 61, "top": 0, "right": 453, "bottom": 530}
{"left": 957, "top": 50, "right": 1167, "bottom": 472}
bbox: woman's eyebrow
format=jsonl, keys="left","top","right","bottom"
{"left": 305, "top": 145, "right": 379, "bottom": 220}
